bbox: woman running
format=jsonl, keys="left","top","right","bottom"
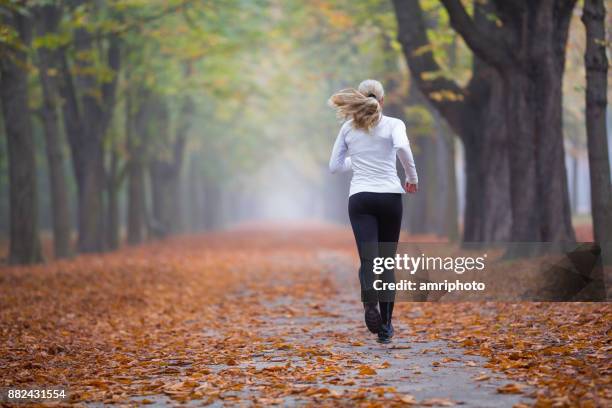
{"left": 328, "top": 79, "right": 418, "bottom": 343}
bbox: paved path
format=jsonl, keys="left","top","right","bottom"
{"left": 309, "top": 250, "right": 532, "bottom": 407}
{"left": 97, "top": 249, "right": 532, "bottom": 407}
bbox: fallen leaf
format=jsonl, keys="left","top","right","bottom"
{"left": 357, "top": 365, "right": 377, "bottom": 375}
{"left": 497, "top": 383, "right": 525, "bottom": 394}
{"left": 399, "top": 394, "right": 417, "bottom": 404}
{"left": 421, "top": 397, "right": 456, "bottom": 406}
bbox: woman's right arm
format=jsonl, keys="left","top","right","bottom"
{"left": 329, "top": 124, "right": 352, "bottom": 173}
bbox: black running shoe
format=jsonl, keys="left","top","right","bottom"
{"left": 386, "top": 321, "right": 394, "bottom": 338}
{"left": 377, "top": 321, "right": 394, "bottom": 344}
{"left": 364, "top": 302, "right": 382, "bottom": 334}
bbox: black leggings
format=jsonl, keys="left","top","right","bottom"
{"left": 348, "top": 192, "right": 402, "bottom": 310}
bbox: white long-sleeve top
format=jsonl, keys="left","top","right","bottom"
{"left": 329, "top": 115, "right": 418, "bottom": 196}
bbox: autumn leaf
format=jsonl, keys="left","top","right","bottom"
{"left": 398, "top": 394, "right": 417, "bottom": 404}
{"left": 0, "top": 227, "right": 608, "bottom": 407}
{"left": 357, "top": 365, "right": 377, "bottom": 375}
{"left": 497, "top": 383, "right": 525, "bottom": 394}
{"left": 421, "top": 397, "right": 456, "bottom": 406}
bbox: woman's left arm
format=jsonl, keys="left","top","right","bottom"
{"left": 392, "top": 120, "right": 418, "bottom": 188}
{"left": 397, "top": 144, "right": 418, "bottom": 184}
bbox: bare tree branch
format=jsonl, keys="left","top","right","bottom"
{"left": 392, "top": 0, "right": 466, "bottom": 129}
{"left": 439, "top": 0, "right": 513, "bottom": 69}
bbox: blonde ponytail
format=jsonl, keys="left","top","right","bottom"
{"left": 328, "top": 79, "right": 384, "bottom": 131}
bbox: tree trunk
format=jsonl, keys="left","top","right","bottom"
{"left": 460, "top": 137, "right": 480, "bottom": 242}
{"left": 0, "top": 10, "right": 43, "bottom": 264}
{"left": 148, "top": 96, "right": 191, "bottom": 236}
{"left": 57, "top": 18, "right": 120, "bottom": 253}
{"left": 148, "top": 109, "right": 174, "bottom": 236}
{"left": 503, "top": 69, "right": 541, "bottom": 242}
{"left": 440, "top": 0, "right": 576, "bottom": 244}
{"left": 534, "top": 1, "right": 575, "bottom": 242}
{"left": 127, "top": 92, "right": 147, "bottom": 244}
{"left": 106, "top": 148, "right": 120, "bottom": 250}
{"left": 473, "top": 61, "right": 512, "bottom": 242}
{"left": 503, "top": 3, "right": 575, "bottom": 243}
{"left": 582, "top": 0, "right": 612, "bottom": 246}
{"left": 434, "top": 112, "right": 460, "bottom": 241}
{"left": 76, "top": 142, "right": 106, "bottom": 252}
{"left": 443, "top": 35, "right": 460, "bottom": 242}
{"left": 74, "top": 28, "right": 112, "bottom": 252}
{"left": 127, "top": 159, "right": 146, "bottom": 244}
{"left": 459, "top": 119, "right": 511, "bottom": 245}
{"left": 392, "top": 0, "right": 511, "bottom": 243}
{"left": 35, "top": 4, "right": 71, "bottom": 258}
{"left": 150, "top": 162, "right": 181, "bottom": 236}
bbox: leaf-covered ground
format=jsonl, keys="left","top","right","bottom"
{"left": 0, "top": 225, "right": 609, "bottom": 407}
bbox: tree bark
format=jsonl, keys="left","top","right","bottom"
{"left": 127, "top": 91, "right": 147, "bottom": 244}
{"left": 106, "top": 147, "right": 122, "bottom": 250}
{"left": 35, "top": 4, "right": 72, "bottom": 259}
{"left": 503, "top": 68, "right": 540, "bottom": 242}
{"left": 57, "top": 24, "right": 120, "bottom": 252}
{"left": 433, "top": 110, "right": 460, "bottom": 240}
{"left": 440, "top": 0, "right": 576, "bottom": 243}
{"left": 127, "top": 156, "right": 146, "bottom": 243}
{"left": 148, "top": 99, "right": 174, "bottom": 237}
{"left": 149, "top": 96, "right": 192, "bottom": 236}
{"left": 0, "top": 9, "right": 43, "bottom": 264}
{"left": 534, "top": 1, "right": 575, "bottom": 242}
{"left": 392, "top": 0, "right": 511, "bottom": 243}
{"left": 582, "top": 0, "right": 612, "bottom": 246}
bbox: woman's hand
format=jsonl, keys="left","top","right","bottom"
{"left": 405, "top": 183, "right": 418, "bottom": 193}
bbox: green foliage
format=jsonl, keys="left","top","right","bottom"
{"left": 405, "top": 105, "right": 434, "bottom": 138}
{"left": 6, "top": 0, "right": 591, "bottom": 206}
{"left": 0, "top": 21, "right": 21, "bottom": 50}
{"left": 32, "top": 31, "right": 70, "bottom": 50}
